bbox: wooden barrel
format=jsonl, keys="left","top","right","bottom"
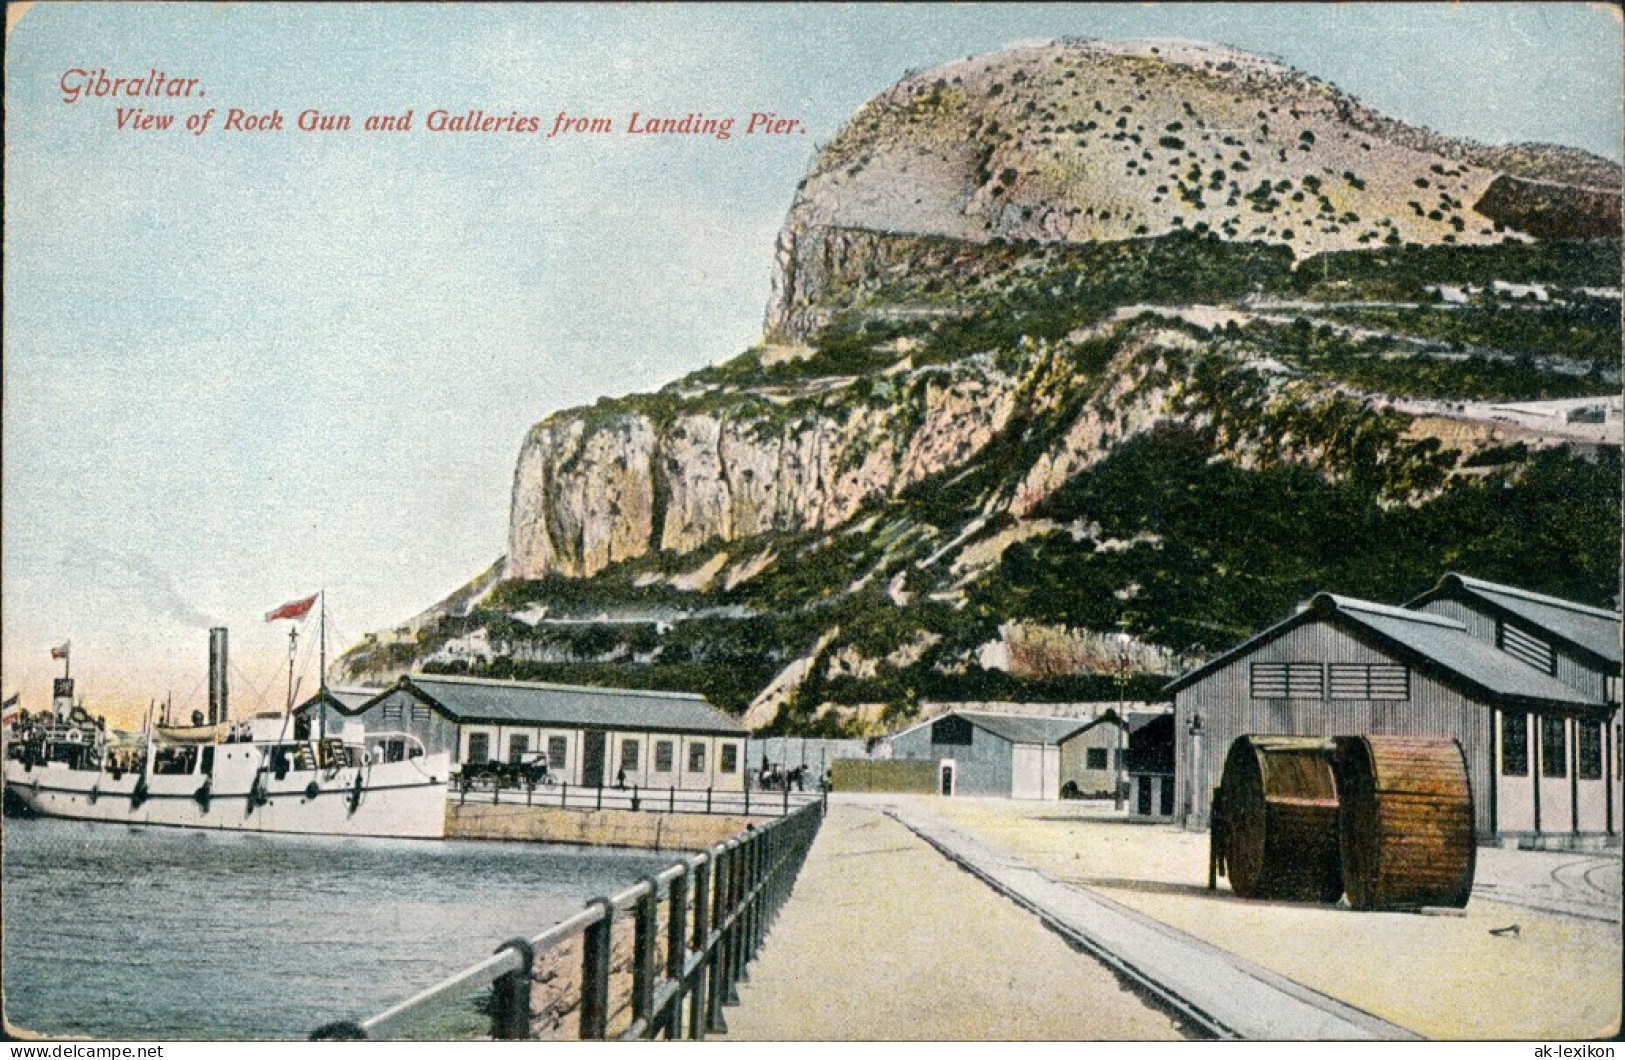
{"left": 1334, "top": 735, "right": 1476, "bottom": 911}
{"left": 1215, "top": 735, "right": 1343, "bottom": 902}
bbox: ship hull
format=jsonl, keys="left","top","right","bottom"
{"left": 3, "top": 751, "right": 450, "bottom": 839}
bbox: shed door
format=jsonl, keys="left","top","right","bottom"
{"left": 1012, "top": 745, "right": 1045, "bottom": 800}
{"left": 582, "top": 730, "right": 607, "bottom": 788}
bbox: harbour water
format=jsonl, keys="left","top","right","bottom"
{"left": 1, "top": 816, "right": 672, "bottom": 1039}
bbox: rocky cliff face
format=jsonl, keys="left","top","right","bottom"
{"left": 344, "top": 39, "right": 1620, "bottom": 717}
{"left": 508, "top": 354, "right": 1027, "bottom": 579}
{"left": 766, "top": 38, "right": 1618, "bottom": 342}
{"left": 508, "top": 38, "right": 1619, "bottom": 583}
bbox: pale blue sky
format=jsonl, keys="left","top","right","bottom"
{"left": 4, "top": 2, "right": 1620, "bottom": 723}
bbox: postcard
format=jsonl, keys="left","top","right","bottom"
{"left": 3, "top": 2, "right": 1620, "bottom": 1051}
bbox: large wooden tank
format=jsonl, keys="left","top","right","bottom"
{"left": 1334, "top": 735, "right": 1476, "bottom": 910}
{"left": 1213, "top": 735, "right": 1343, "bottom": 902}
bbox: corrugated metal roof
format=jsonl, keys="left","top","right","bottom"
{"left": 1316, "top": 596, "right": 1595, "bottom": 707}
{"left": 1168, "top": 594, "right": 1601, "bottom": 709}
{"left": 403, "top": 674, "right": 746, "bottom": 734}
{"left": 1433, "top": 574, "right": 1622, "bottom": 665}
{"left": 293, "top": 687, "right": 383, "bottom": 716}
{"left": 328, "top": 688, "right": 378, "bottom": 712}
{"left": 958, "top": 712, "right": 1094, "bottom": 745}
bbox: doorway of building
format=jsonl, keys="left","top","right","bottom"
{"left": 939, "top": 761, "right": 955, "bottom": 796}
{"left": 582, "top": 730, "right": 606, "bottom": 787}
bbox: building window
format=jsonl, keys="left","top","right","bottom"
{"left": 720, "top": 744, "right": 739, "bottom": 774}
{"left": 930, "top": 716, "right": 974, "bottom": 745}
{"left": 382, "top": 702, "right": 404, "bottom": 724}
{"left": 1250, "top": 662, "right": 1323, "bottom": 699}
{"left": 1501, "top": 712, "right": 1527, "bottom": 776}
{"left": 508, "top": 734, "right": 529, "bottom": 764}
{"left": 1540, "top": 716, "right": 1567, "bottom": 778}
{"left": 410, "top": 704, "right": 433, "bottom": 724}
{"left": 687, "top": 743, "right": 707, "bottom": 774}
{"left": 1578, "top": 721, "right": 1603, "bottom": 780}
{"left": 467, "top": 732, "right": 491, "bottom": 765}
{"left": 1086, "top": 748, "right": 1109, "bottom": 770}
{"left": 547, "top": 735, "right": 567, "bottom": 771}
{"left": 1329, "top": 663, "right": 1409, "bottom": 700}
{"left": 1499, "top": 622, "right": 1556, "bottom": 674}
{"left": 620, "top": 739, "right": 640, "bottom": 772}
{"left": 655, "top": 740, "right": 675, "bottom": 773}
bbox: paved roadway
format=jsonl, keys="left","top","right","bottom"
{"left": 720, "top": 796, "right": 1620, "bottom": 1041}
{"left": 719, "top": 798, "right": 1412, "bottom": 1040}
{"left": 882, "top": 800, "right": 1418, "bottom": 1040}
{"left": 1472, "top": 845, "right": 1622, "bottom": 922}
{"left": 717, "top": 800, "right": 1191, "bottom": 1041}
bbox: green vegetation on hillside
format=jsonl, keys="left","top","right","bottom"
{"left": 1228, "top": 318, "right": 1609, "bottom": 401}
{"left": 1292, "top": 238, "right": 1621, "bottom": 300}
{"left": 969, "top": 424, "right": 1620, "bottom": 655}
{"left": 1317, "top": 301, "right": 1620, "bottom": 367}
{"left": 362, "top": 225, "right": 1620, "bottom": 735}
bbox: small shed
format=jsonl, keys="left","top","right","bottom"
{"left": 888, "top": 710, "right": 1093, "bottom": 800}
{"left": 1057, "top": 712, "right": 1127, "bottom": 798}
{"left": 1127, "top": 713, "right": 1177, "bottom": 817}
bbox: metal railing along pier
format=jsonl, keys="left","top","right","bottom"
{"left": 455, "top": 779, "right": 824, "bottom": 818}
{"left": 312, "top": 796, "right": 825, "bottom": 1040}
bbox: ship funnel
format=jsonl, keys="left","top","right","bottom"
{"left": 208, "top": 627, "right": 229, "bottom": 725}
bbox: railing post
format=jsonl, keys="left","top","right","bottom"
{"left": 706, "top": 787, "right": 713, "bottom": 814}
{"left": 489, "top": 937, "right": 535, "bottom": 1040}
{"left": 596, "top": 783, "right": 603, "bottom": 811}
{"left": 744, "top": 783, "right": 750, "bottom": 816}
{"left": 751, "top": 827, "right": 767, "bottom": 960}
{"left": 664, "top": 863, "right": 689, "bottom": 1039}
{"left": 706, "top": 843, "right": 731, "bottom": 1032}
{"left": 725, "top": 839, "right": 745, "bottom": 1000}
{"left": 561, "top": 781, "right": 568, "bottom": 808}
{"left": 631, "top": 876, "right": 660, "bottom": 1035}
{"left": 670, "top": 785, "right": 676, "bottom": 813}
{"left": 741, "top": 829, "right": 758, "bottom": 968}
{"left": 687, "top": 854, "right": 711, "bottom": 1040}
{"left": 579, "top": 897, "right": 614, "bottom": 1040}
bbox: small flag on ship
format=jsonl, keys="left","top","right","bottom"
{"left": 49, "top": 642, "right": 70, "bottom": 660}
{"left": 265, "top": 594, "right": 319, "bottom": 623}
{"left": 2, "top": 694, "right": 20, "bottom": 727}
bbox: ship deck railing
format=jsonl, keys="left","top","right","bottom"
{"left": 312, "top": 795, "right": 825, "bottom": 1041}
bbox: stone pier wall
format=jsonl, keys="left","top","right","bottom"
{"left": 445, "top": 802, "right": 765, "bottom": 851}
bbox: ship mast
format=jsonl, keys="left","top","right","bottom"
{"left": 318, "top": 590, "right": 327, "bottom": 740}
{"left": 285, "top": 623, "right": 299, "bottom": 716}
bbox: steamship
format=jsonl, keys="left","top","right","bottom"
{"left": 2, "top": 628, "right": 450, "bottom": 838}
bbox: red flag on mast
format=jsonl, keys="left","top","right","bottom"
{"left": 49, "top": 642, "right": 70, "bottom": 660}
{"left": 265, "top": 594, "right": 318, "bottom": 623}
